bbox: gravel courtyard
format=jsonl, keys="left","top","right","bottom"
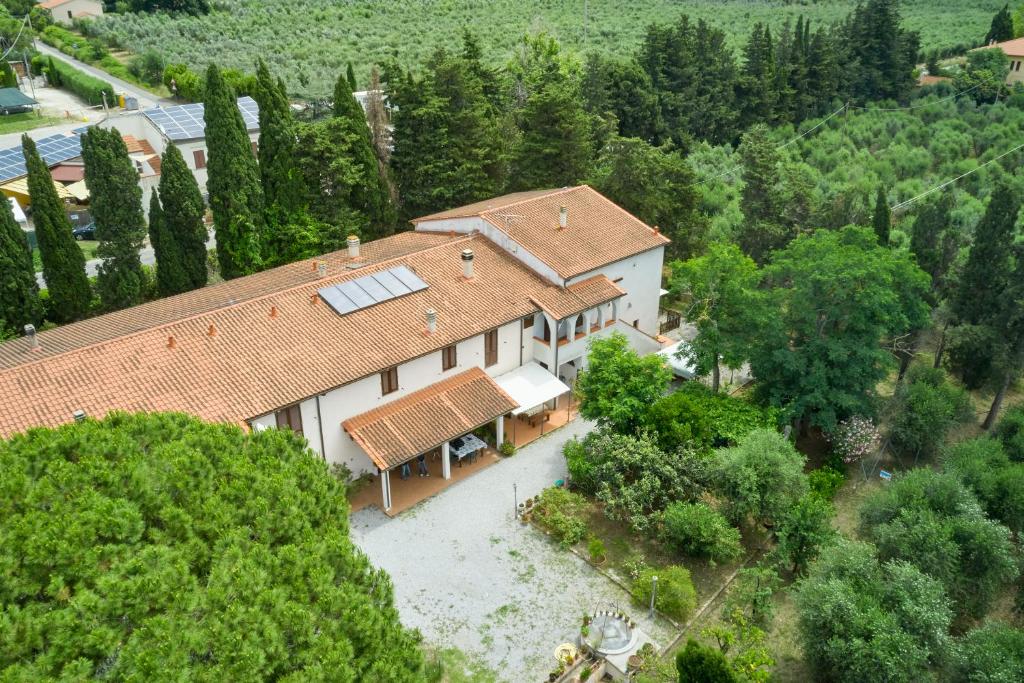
{"left": 350, "top": 419, "right": 676, "bottom": 682}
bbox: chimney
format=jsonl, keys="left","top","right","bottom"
{"left": 270, "top": 305, "right": 278, "bottom": 319}
{"left": 207, "top": 324, "right": 217, "bottom": 337}
{"left": 167, "top": 335, "right": 176, "bottom": 349}
{"left": 461, "top": 249, "right": 474, "bottom": 279}
{"left": 425, "top": 308, "right": 437, "bottom": 334}
{"left": 558, "top": 205, "right": 568, "bottom": 229}
{"left": 72, "top": 409, "right": 86, "bottom": 423}
{"left": 23, "top": 324, "right": 39, "bottom": 350}
{"left": 347, "top": 235, "right": 361, "bottom": 258}
{"left": 317, "top": 260, "right": 327, "bottom": 278}
{"left": 310, "top": 293, "right": 319, "bottom": 305}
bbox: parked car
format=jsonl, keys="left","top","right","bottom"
{"left": 72, "top": 223, "right": 96, "bottom": 241}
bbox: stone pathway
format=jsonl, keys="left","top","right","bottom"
{"left": 350, "top": 418, "right": 675, "bottom": 682}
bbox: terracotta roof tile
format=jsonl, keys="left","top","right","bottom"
{"left": 977, "top": 37, "right": 1024, "bottom": 57}
{"left": 342, "top": 367, "right": 517, "bottom": 469}
{"left": 416, "top": 185, "right": 670, "bottom": 279}
{"left": 531, "top": 275, "right": 624, "bottom": 320}
{"left": 0, "top": 234, "right": 600, "bottom": 438}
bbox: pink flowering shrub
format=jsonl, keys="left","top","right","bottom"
{"left": 830, "top": 416, "right": 881, "bottom": 463}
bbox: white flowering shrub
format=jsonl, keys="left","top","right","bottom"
{"left": 830, "top": 416, "right": 881, "bottom": 463}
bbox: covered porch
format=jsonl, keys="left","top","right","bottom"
{"left": 343, "top": 367, "right": 517, "bottom": 516}
{"left": 494, "top": 361, "right": 578, "bottom": 448}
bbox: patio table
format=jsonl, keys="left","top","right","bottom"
{"left": 448, "top": 434, "right": 487, "bottom": 466}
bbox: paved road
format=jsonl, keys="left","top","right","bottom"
{"left": 34, "top": 41, "right": 167, "bottom": 109}
{"left": 350, "top": 419, "right": 675, "bottom": 682}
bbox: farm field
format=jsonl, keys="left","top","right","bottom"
{"left": 88, "top": 0, "right": 1004, "bottom": 97}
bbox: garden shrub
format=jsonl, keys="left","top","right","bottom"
{"left": 828, "top": 415, "right": 880, "bottom": 465}
{"left": 713, "top": 428, "right": 808, "bottom": 526}
{"left": 631, "top": 565, "right": 697, "bottom": 622}
{"left": 948, "top": 622, "right": 1024, "bottom": 683}
{"left": 43, "top": 56, "right": 115, "bottom": 106}
{"left": 888, "top": 365, "right": 972, "bottom": 459}
{"left": 661, "top": 502, "right": 742, "bottom": 564}
{"left": 563, "top": 437, "right": 596, "bottom": 494}
{"left": 640, "top": 389, "right": 714, "bottom": 452}
{"left": 581, "top": 428, "right": 710, "bottom": 533}
{"left": 808, "top": 466, "right": 845, "bottom": 501}
{"left": 532, "top": 487, "right": 588, "bottom": 549}
{"left": 675, "top": 382, "right": 780, "bottom": 447}
{"left": 995, "top": 405, "right": 1024, "bottom": 462}
{"left": 676, "top": 639, "right": 737, "bottom": 683}
{"left": 587, "top": 537, "right": 606, "bottom": 562}
{"left": 943, "top": 437, "right": 1024, "bottom": 534}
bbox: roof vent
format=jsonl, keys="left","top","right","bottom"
{"left": 207, "top": 324, "right": 217, "bottom": 337}
{"left": 317, "top": 260, "right": 327, "bottom": 278}
{"left": 347, "top": 235, "right": 360, "bottom": 258}
{"left": 72, "top": 409, "right": 86, "bottom": 423}
{"left": 167, "top": 335, "right": 176, "bottom": 349}
{"left": 425, "top": 308, "right": 437, "bottom": 334}
{"left": 270, "top": 305, "right": 278, "bottom": 319}
{"left": 461, "top": 249, "right": 474, "bottom": 279}
{"left": 559, "top": 205, "right": 568, "bottom": 229}
{"left": 24, "top": 324, "right": 39, "bottom": 351}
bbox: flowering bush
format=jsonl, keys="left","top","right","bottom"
{"left": 829, "top": 416, "right": 881, "bottom": 463}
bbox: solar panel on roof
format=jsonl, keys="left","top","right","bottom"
{"left": 318, "top": 265, "right": 429, "bottom": 317}
{"left": 142, "top": 96, "right": 260, "bottom": 142}
{"left": 0, "top": 132, "right": 82, "bottom": 183}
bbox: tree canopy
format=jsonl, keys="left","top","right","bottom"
{"left": 0, "top": 412, "right": 425, "bottom": 680}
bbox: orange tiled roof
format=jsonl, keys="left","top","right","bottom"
{"left": 415, "top": 185, "right": 669, "bottom": 279}
{"left": 978, "top": 37, "right": 1024, "bottom": 57}
{"left": 0, "top": 234, "right": 608, "bottom": 438}
{"left": 342, "top": 367, "right": 517, "bottom": 469}
{"left": 146, "top": 154, "right": 161, "bottom": 175}
{"left": 532, "top": 274, "right": 624, "bottom": 320}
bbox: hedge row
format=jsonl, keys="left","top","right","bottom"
{"left": 36, "top": 55, "right": 116, "bottom": 107}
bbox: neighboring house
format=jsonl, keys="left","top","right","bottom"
{"left": 980, "top": 36, "right": 1024, "bottom": 85}
{"left": 37, "top": 0, "right": 103, "bottom": 26}
{"left": 0, "top": 186, "right": 669, "bottom": 512}
{"left": 111, "top": 97, "right": 260, "bottom": 196}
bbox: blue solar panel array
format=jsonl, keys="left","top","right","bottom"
{"left": 318, "top": 266, "right": 428, "bottom": 316}
{"left": 143, "top": 96, "right": 260, "bottom": 142}
{"left": 0, "top": 132, "right": 83, "bottom": 183}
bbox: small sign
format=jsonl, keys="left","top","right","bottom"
{"left": 879, "top": 470, "right": 892, "bottom": 481}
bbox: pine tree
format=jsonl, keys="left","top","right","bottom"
{"left": 0, "top": 194, "right": 39, "bottom": 333}
{"left": 843, "top": 0, "right": 920, "bottom": 103}
{"left": 82, "top": 127, "right": 146, "bottom": 310}
{"left": 204, "top": 65, "right": 264, "bottom": 279}
{"left": 23, "top": 134, "right": 90, "bottom": 322}
{"left": 346, "top": 62, "right": 357, "bottom": 92}
{"left": 872, "top": 186, "right": 891, "bottom": 245}
{"left": 510, "top": 77, "right": 593, "bottom": 190}
{"left": 157, "top": 145, "right": 208, "bottom": 291}
{"left": 737, "top": 23, "right": 777, "bottom": 129}
{"left": 737, "top": 124, "right": 786, "bottom": 264}
{"left": 254, "top": 60, "right": 301, "bottom": 219}
{"left": 986, "top": 5, "right": 1015, "bottom": 44}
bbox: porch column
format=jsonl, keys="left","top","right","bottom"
{"left": 496, "top": 415, "right": 504, "bottom": 447}
{"left": 441, "top": 442, "right": 451, "bottom": 480}
{"left": 381, "top": 469, "right": 392, "bottom": 511}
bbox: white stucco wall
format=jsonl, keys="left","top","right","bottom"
{"left": 568, "top": 246, "right": 665, "bottom": 338}
{"left": 250, "top": 319, "right": 525, "bottom": 475}
{"left": 48, "top": 0, "right": 103, "bottom": 26}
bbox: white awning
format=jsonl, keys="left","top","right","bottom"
{"left": 657, "top": 340, "right": 697, "bottom": 379}
{"left": 659, "top": 288, "right": 669, "bottom": 297}
{"left": 494, "top": 362, "right": 571, "bottom": 415}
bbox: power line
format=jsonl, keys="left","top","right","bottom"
{"left": 847, "top": 77, "right": 995, "bottom": 112}
{"left": 889, "top": 141, "right": 1024, "bottom": 212}
{"left": 0, "top": 15, "right": 30, "bottom": 62}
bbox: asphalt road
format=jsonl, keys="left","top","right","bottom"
{"left": 33, "top": 42, "right": 165, "bottom": 110}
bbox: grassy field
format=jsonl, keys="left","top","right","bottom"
{"left": 0, "top": 112, "right": 65, "bottom": 135}
{"left": 87, "top": 0, "right": 1004, "bottom": 97}
{"left": 32, "top": 240, "right": 98, "bottom": 271}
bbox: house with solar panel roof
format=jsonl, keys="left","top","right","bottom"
{"left": 0, "top": 186, "right": 671, "bottom": 515}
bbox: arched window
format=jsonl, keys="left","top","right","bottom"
{"left": 574, "top": 314, "right": 585, "bottom": 337}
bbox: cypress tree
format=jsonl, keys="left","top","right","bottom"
{"left": 204, "top": 64, "right": 264, "bottom": 279}
{"left": 23, "top": 134, "right": 90, "bottom": 323}
{"left": 737, "top": 124, "right": 786, "bottom": 264}
{"left": 157, "top": 144, "right": 208, "bottom": 291}
{"left": 346, "top": 62, "right": 357, "bottom": 92}
{"left": 872, "top": 186, "right": 891, "bottom": 245}
{"left": 986, "top": 5, "right": 1015, "bottom": 44}
{"left": 254, "top": 59, "right": 301, "bottom": 219}
{"left": 148, "top": 190, "right": 186, "bottom": 297}
{"left": 953, "top": 184, "right": 1019, "bottom": 326}
{"left": 82, "top": 127, "right": 147, "bottom": 310}
{"left": 0, "top": 195, "right": 40, "bottom": 333}
{"left": 387, "top": 66, "right": 449, "bottom": 219}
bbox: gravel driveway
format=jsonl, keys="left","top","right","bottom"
{"left": 350, "top": 418, "right": 675, "bottom": 682}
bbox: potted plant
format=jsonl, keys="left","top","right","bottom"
{"left": 587, "top": 537, "right": 606, "bottom": 566}
{"left": 581, "top": 625, "right": 590, "bottom": 639}
{"left": 579, "top": 664, "right": 593, "bottom": 681}
{"left": 499, "top": 440, "right": 516, "bottom": 457}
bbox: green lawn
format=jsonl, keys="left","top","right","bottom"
{"left": 0, "top": 112, "right": 65, "bottom": 135}
{"left": 32, "top": 240, "right": 98, "bottom": 272}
